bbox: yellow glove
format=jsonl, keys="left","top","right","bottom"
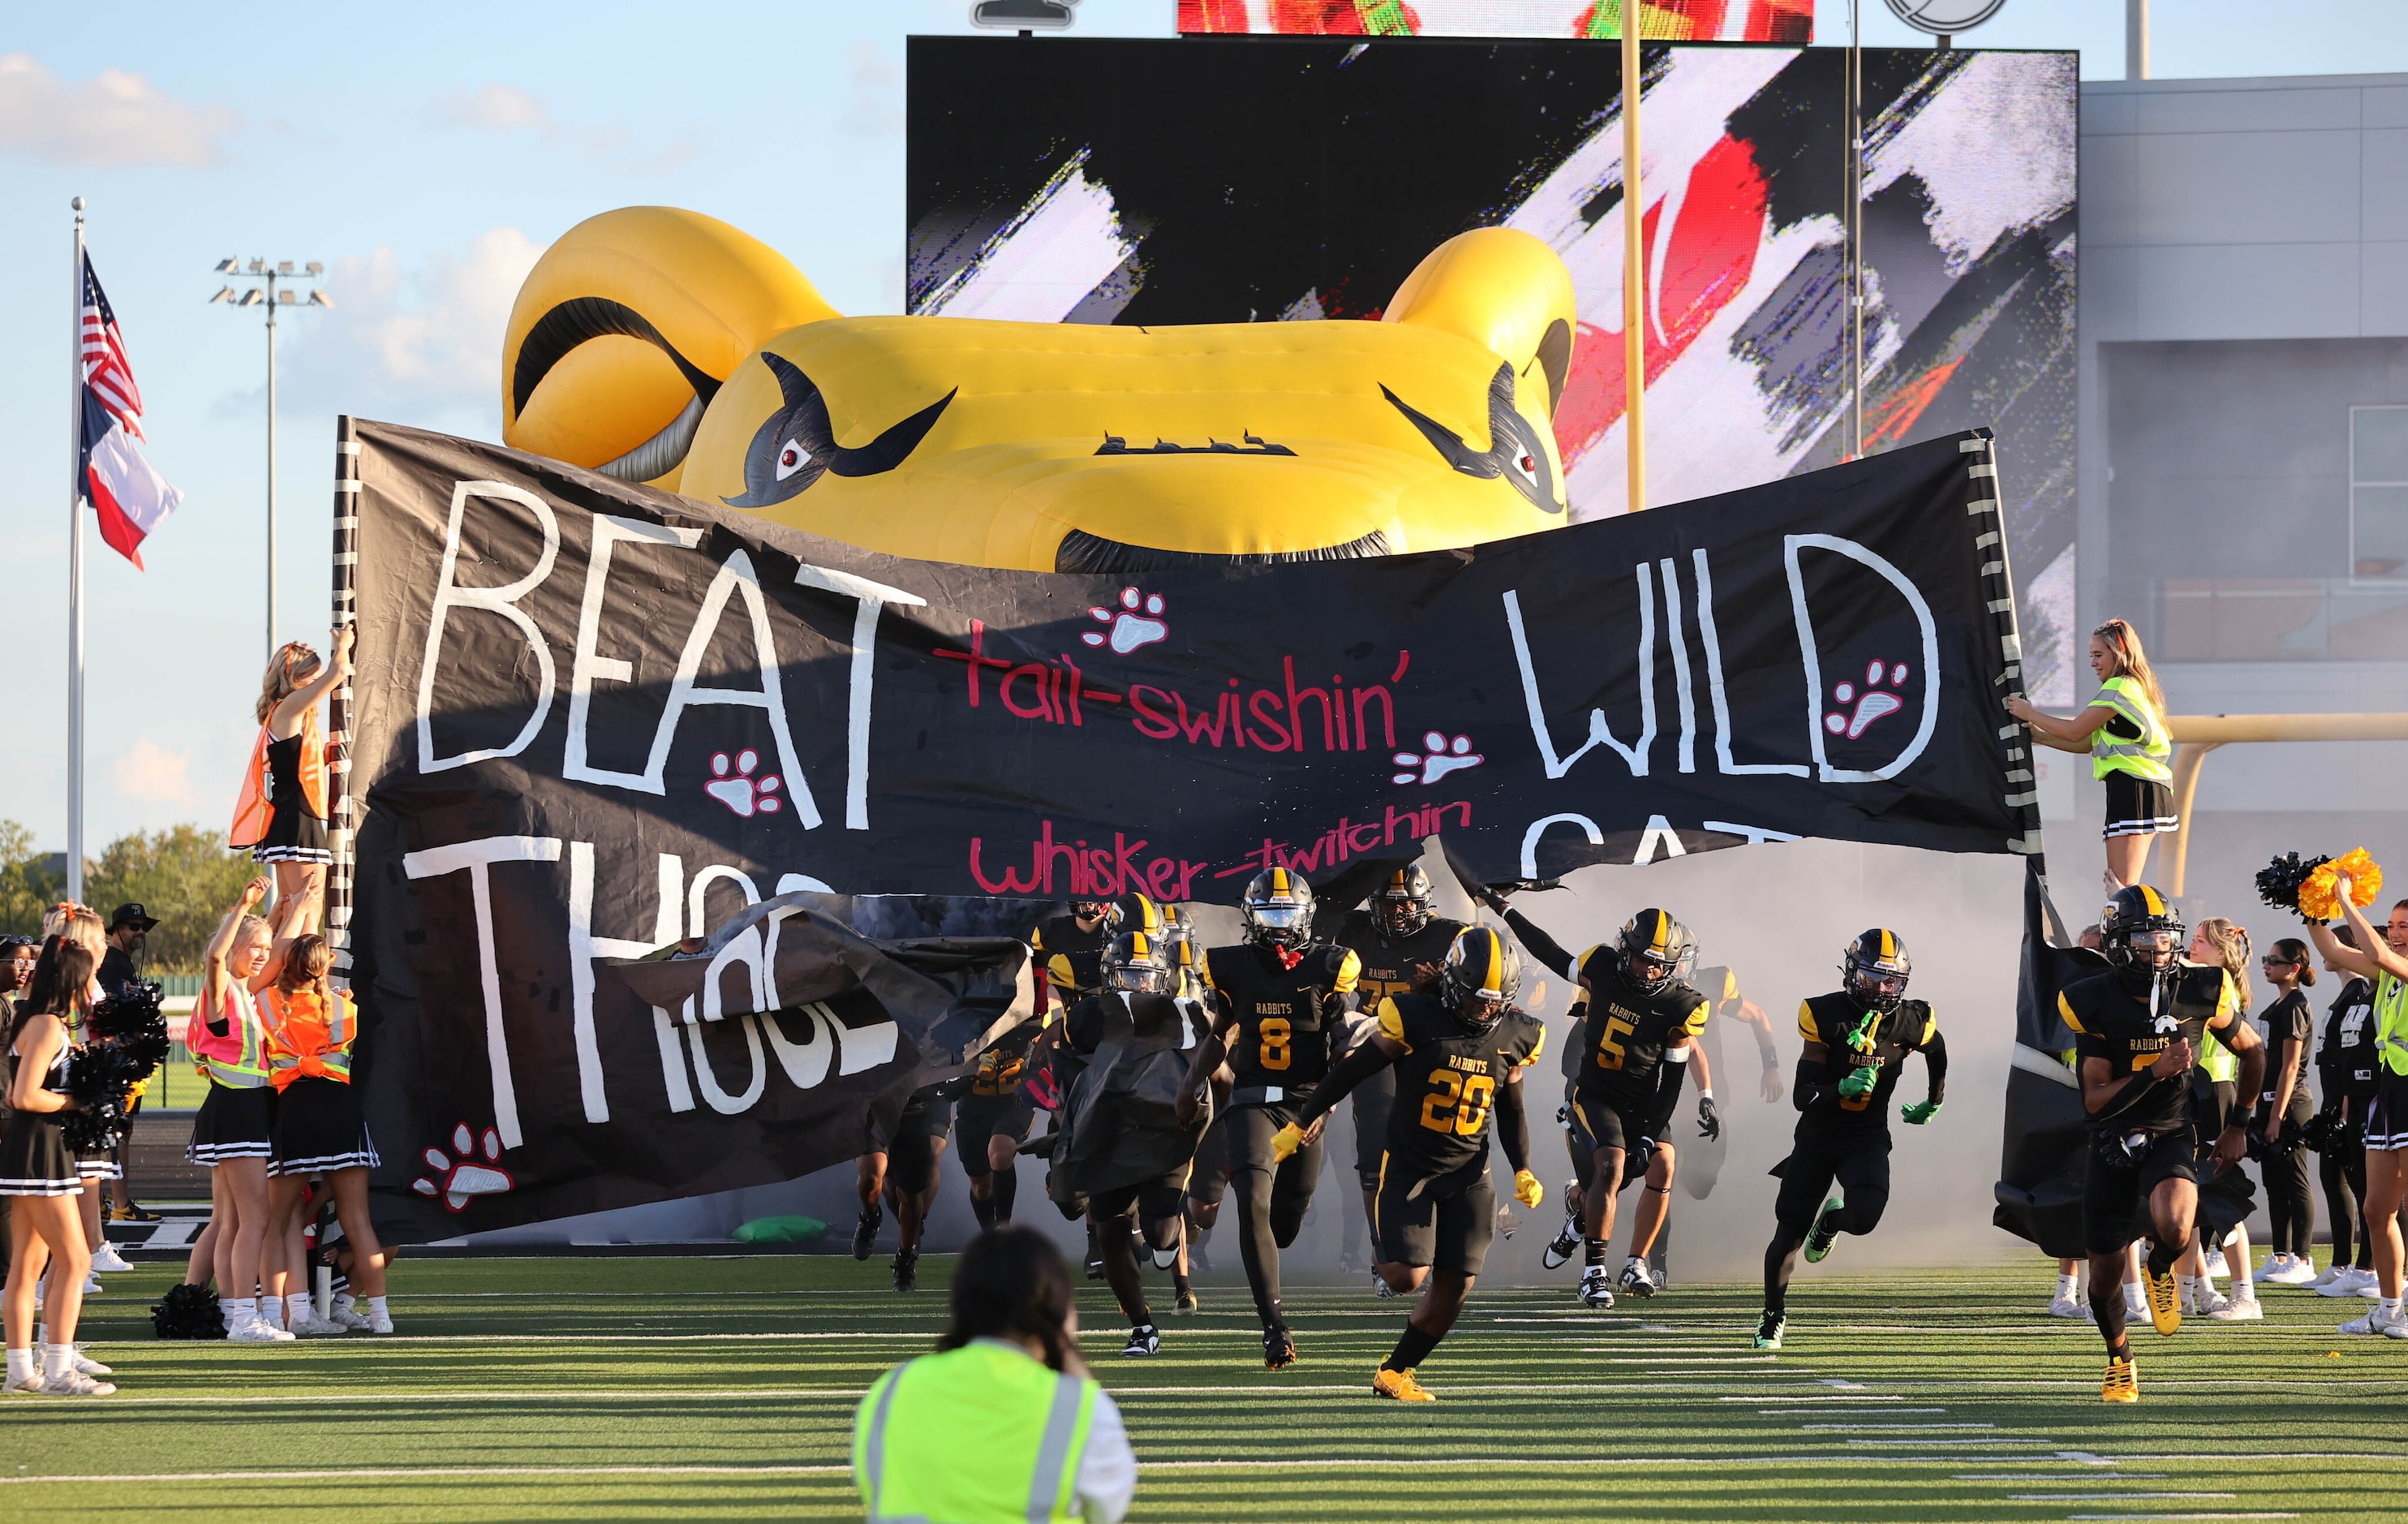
{"left": 1269, "top": 1122, "right": 1306, "bottom": 1162}
{"left": 1513, "top": 1169, "right": 1544, "bottom": 1209}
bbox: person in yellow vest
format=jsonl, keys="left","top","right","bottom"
{"left": 187, "top": 876, "right": 297, "bottom": 1344}
{"left": 2306, "top": 884, "right": 2408, "bottom": 1339}
{"left": 854, "top": 1225, "right": 1137, "bottom": 1523}
{"left": 2006, "top": 618, "right": 2173, "bottom": 896}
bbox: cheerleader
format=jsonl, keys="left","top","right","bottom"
{"left": 2, "top": 937, "right": 114, "bottom": 1395}
{"left": 188, "top": 876, "right": 296, "bottom": 1343}
{"left": 2006, "top": 618, "right": 2174, "bottom": 895}
{"left": 43, "top": 906, "right": 123, "bottom": 1288}
{"left": 260, "top": 925, "right": 390, "bottom": 1335}
{"left": 230, "top": 626, "right": 352, "bottom": 906}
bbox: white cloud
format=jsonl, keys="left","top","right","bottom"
{"left": 0, "top": 53, "right": 240, "bottom": 166}
{"left": 842, "top": 42, "right": 902, "bottom": 139}
{"left": 263, "top": 226, "right": 546, "bottom": 430}
{"left": 428, "top": 83, "right": 696, "bottom": 174}
{"left": 114, "top": 738, "right": 195, "bottom": 807}
{"left": 431, "top": 83, "right": 554, "bottom": 136}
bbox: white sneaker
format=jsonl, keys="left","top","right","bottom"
{"left": 291, "top": 1313, "right": 348, "bottom": 1337}
{"left": 2358, "top": 1272, "right": 2384, "bottom": 1300}
{"left": 2339, "top": 1304, "right": 2406, "bottom": 1336}
{"left": 2194, "top": 1287, "right": 2234, "bottom": 1317}
{"left": 329, "top": 1305, "right": 372, "bottom": 1331}
{"left": 2260, "top": 1255, "right": 2319, "bottom": 1287}
{"left": 2310, "top": 1264, "right": 2347, "bottom": 1290}
{"left": 37, "top": 1368, "right": 115, "bottom": 1397}
{"left": 2316, "top": 1267, "right": 2363, "bottom": 1297}
{"left": 1370, "top": 1271, "right": 1396, "bottom": 1299}
{"left": 68, "top": 1350, "right": 111, "bottom": 1376}
{"left": 2208, "top": 1294, "right": 2264, "bottom": 1322}
{"left": 367, "top": 1307, "right": 393, "bottom": 1335}
{"left": 2047, "top": 1291, "right": 2087, "bottom": 1319}
{"left": 2202, "top": 1248, "right": 2229, "bottom": 1278}
{"left": 80, "top": 1274, "right": 101, "bottom": 1296}
{"left": 88, "top": 1245, "right": 131, "bottom": 1275}
{"left": 226, "top": 1316, "right": 296, "bottom": 1345}
{"left": 2, "top": 1373, "right": 42, "bottom": 1395}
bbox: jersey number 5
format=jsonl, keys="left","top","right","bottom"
{"left": 1258, "top": 1017, "right": 1291, "bottom": 1071}
{"left": 1419, "top": 1070, "right": 1497, "bottom": 1136}
{"left": 1595, "top": 1016, "right": 1634, "bottom": 1071}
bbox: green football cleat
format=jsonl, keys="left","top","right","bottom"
{"left": 1803, "top": 1197, "right": 1844, "bottom": 1263}
{"left": 1753, "top": 1311, "right": 1786, "bottom": 1350}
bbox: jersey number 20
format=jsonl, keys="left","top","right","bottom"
{"left": 1420, "top": 1070, "right": 1496, "bottom": 1136}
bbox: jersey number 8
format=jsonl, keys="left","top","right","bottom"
{"left": 1419, "top": 1070, "right": 1496, "bottom": 1136}
{"left": 1594, "top": 1016, "right": 1634, "bottom": 1071}
{"left": 1258, "top": 1017, "right": 1291, "bottom": 1071}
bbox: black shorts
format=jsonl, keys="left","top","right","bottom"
{"left": 1568, "top": 1091, "right": 1653, "bottom": 1187}
{"left": 1351, "top": 1068, "right": 1396, "bottom": 1189}
{"left": 1771, "top": 1126, "right": 1890, "bottom": 1228}
{"left": 1089, "top": 1169, "right": 1190, "bottom": 1226}
{"left": 2195, "top": 1156, "right": 2258, "bottom": 1239}
{"left": 2081, "top": 1126, "right": 2198, "bottom": 1254}
{"left": 869, "top": 1097, "right": 953, "bottom": 1186}
{"left": 2363, "top": 1069, "right": 2408, "bottom": 1153}
{"left": 1187, "top": 1113, "right": 1231, "bottom": 1208}
{"left": 1375, "top": 1156, "right": 1497, "bottom": 1276}
{"left": 956, "top": 1091, "right": 1035, "bottom": 1177}
{"left": 2102, "top": 771, "right": 2176, "bottom": 841}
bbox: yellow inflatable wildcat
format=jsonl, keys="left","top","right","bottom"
{"left": 502, "top": 207, "right": 1576, "bottom": 571}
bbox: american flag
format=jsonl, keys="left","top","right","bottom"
{"left": 81, "top": 256, "right": 146, "bottom": 440}
{"left": 78, "top": 252, "right": 180, "bottom": 568}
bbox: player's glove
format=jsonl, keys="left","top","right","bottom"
{"left": 1696, "top": 1096, "right": 1722, "bottom": 1141}
{"left": 1269, "top": 1122, "right": 1307, "bottom": 1162}
{"left": 1513, "top": 1169, "right": 1544, "bottom": 1208}
{"left": 1900, "top": 1100, "right": 1941, "bottom": 1126}
{"left": 1844, "top": 1011, "right": 1881, "bottom": 1056}
{"left": 1837, "top": 1066, "right": 1879, "bottom": 1100}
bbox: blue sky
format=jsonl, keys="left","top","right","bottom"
{"left": 5, "top": 0, "right": 2406, "bottom": 852}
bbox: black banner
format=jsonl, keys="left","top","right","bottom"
{"left": 346, "top": 420, "right": 2032, "bottom": 1235}
{"left": 1993, "top": 864, "right": 2110, "bottom": 1257}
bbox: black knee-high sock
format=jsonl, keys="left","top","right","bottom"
{"left": 1383, "top": 1323, "right": 1441, "bottom": 1372}
{"left": 970, "top": 1186, "right": 996, "bottom": 1233}
{"left": 992, "top": 1164, "right": 1017, "bottom": 1225}
{"left": 2090, "top": 1276, "right": 2131, "bottom": 1359}
{"left": 2145, "top": 1225, "right": 2189, "bottom": 1280}
{"left": 1764, "top": 1230, "right": 1806, "bottom": 1315}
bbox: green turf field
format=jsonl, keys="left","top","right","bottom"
{"left": 1, "top": 1253, "right": 2402, "bottom": 1521}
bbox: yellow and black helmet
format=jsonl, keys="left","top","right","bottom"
{"left": 2100, "top": 885, "right": 2183, "bottom": 974}
{"left": 1101, "top": 930, "right": 1172, "bottom": 996}
{"left": 1070, "top": 896, "right": 1122, "bottom": 932}
{"left": 1119, "top": 892, "right": 1166, "bottom": 940}
{"left": 1241, "top": 867, "right": 1316, "bottom": 950}
{"left": 1372, "top": 863, "right": 1435, "bottom": 940}
{"left": 1615, "top": 908, "right": 1696, "bottom": 997}
{"left": 1442, "top": 926, "right": 1521, "bottom": 1034}
{"left": 1842, "top": 928, "right": 1912, "bottom": 1013}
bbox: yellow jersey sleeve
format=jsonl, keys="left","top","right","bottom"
{"left": 1796, "top": 999, "right": 1819, "bottom": 1041}
{"left": 1375, "top": 996, "right": 1410, "bottom": 1049}
{"left": 1718, "top": 968, "right": 1739, "bottom": 1005}
{"left": 1521, "top": 1022, "right": 1547, "bottom": 1068}
{"left": 1334, "top": 949, "right": 1361, "bottom": 994}
{"left": 2056, "top": 990, "right": 2087, "bottom": 1035}
{"left": 1047, "top": 953, "right": 1075, "bottom": 990}
{"left": 2216, "top": 971, "right": 2241, "bottom": 1023}
{"left": 1682, "top": 1001, "right": 1709, "bottom": 1038}
{"left": 1198, "top": 951, "right": 1219, "bottom": 992}
{"left": 1575, "top": 944, "right": 1608, "bottom": 987}
{"left": 1919, "top": 1010, "right": 1938, "bottom": 1046}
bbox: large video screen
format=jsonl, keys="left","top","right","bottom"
{"left": 907, "top": 38, "right": 2077, "bottom": 701}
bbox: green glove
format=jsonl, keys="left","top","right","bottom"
{"left": 1838, "top": 1066, "right": 1878, "bottom": 1100}
{"left": 1901, "top": 1100, "right": 1941, "bottom": 1126}
{"left": 1844, "top": 1012, "right": 1881, "bottom": 1056}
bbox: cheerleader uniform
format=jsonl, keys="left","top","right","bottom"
{"left": 230, "top": 709, "right": 333, "bottom": 867}
{"left": 1, "top": 1028, "right": 83, "bottom": 1198}
{"left": 264, "top": 985, "right": 376, "bottom": 1175}
{"left": 185, "top": 979, "right": 277, "bottom": 1164}
{"left": 67, "top": 999, "right": 123, "bottom": 1185}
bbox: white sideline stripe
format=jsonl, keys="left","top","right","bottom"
{"left": 2018, "top": 1496, "right": 2235, "bottom": 1502}
{"left": 2065, "top": 1515, "right": 2296, "bottom": 1522}
{"left": 1959, "top": 1474, "right": 2170, "bottom": 1482}
{"left": 1761, "top": 1407, "right": 1946, "bottom": 1415}
{"left": 1720, "top": 1394, "right": 1901, "bottom": 1402}
{"left": 1806, "top": 1423, "right": 1997, "bottom": 1431}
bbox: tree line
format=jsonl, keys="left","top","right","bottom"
{"left": 0, "top": 820, "right": 260, "bottom": 975}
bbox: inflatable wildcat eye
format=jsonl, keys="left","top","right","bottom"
{"left": 1382, "top": 364, "right": 1564, "bottom": 514}
{"left": 773, "top": 438, "right": 815, "bottom": 482}
{"left": 723, "top": 352, "right": 954, "bottom": 509}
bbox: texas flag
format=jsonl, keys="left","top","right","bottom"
{"left": 78, "top": 254, "right": 181, "bottom": 569}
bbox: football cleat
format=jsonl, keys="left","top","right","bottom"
{"left": 1262, "top": 1323, "right": 1298, "bottom": 1370}
{"left": 1541, "top": 1209, "right": 1580, "bottom": 1270}
{"left": 2144, "top": 1265, "right": 2182, "bottom": 1337}
{"left": 1752, "top": 1311, "right": 1785, "bottom": 1350}
{"left": 1372, "top": 1365, "right": 1436, "bottom": 1402}
{"left": 2101, "top": 1355, "right": 2138, "bottom": 1404}
{"left": 850, "top": 1208, "right": 881, "bottom": 1261}
{"left": 1803, "top": 1198, "right": 1844, "bottom": 1264}
{"left": 892, "top": 1249, "right": 918, "bottom": 1294}
{"left": 1577, "top": 1268, "right": 1615, "bottom": 1309}
{"left": 1121, "top": 1324, "right": 1161, "bottom": 1358}
{"left": 1372, "top": 1271, "right": 1398, "bottom": 1299}
{"left": 1174, "top": 1285, "right": 1199, "bottom": 1315}
{"left": 1619, "top": 1257, "right": 1658, "bottom": 1299}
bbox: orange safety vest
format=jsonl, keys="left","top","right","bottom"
{"left": 230, "top": 709, "right": 331, "bottom": 849}
{"left": 261, "top": 983, "right": 355, "bottom": 1089}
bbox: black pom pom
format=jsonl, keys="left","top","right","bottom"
{"left": 2255, "top": 852, "right": 2328, "bottom": 921}
{"left": 151, "top": 1281, "right": 227, "bottom": 1341}
{"left": 60, "top": 984, "right": 172, "bottom": 1155}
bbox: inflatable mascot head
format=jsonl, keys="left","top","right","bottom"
{"left": 504, "top": 207, "right": 1578, "bottom": 571}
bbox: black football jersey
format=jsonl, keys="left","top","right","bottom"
{"left": 1796, "top": 992, "right": 1939, "bottom": 1133}
{"left": 1327, "top": 910, "right": 1467, "bottom": 1006}
{"left": 968, "top": 1010, "right": 1056, "bottom": 1097}
{"left": 2060, "top": 965, "right": 2238, "bottom": 1135}
{"left": 1032, "top": 913, "right": 1113, "bottom": 1005}
{"left": 1378, "top": 993, "right": 1547, "bottom": 1177}
{"left": 1201, "top": 941, "right": 1361, "bottom": 1095}
{"left": 1572, "top": 948, "right": 1708, "bottom": 1104}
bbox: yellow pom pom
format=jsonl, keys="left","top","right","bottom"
{"left": 2301, "top": 849, "right": 2385, "bottom": 921}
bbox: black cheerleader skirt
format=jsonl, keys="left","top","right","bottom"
{"left": 269, "top": 1076, "right": 377, "bottom": 1176}
{"left": 252, "top": 734, "right": 333, "bottom": 865}
{"left": 187, "top": 1082, "right": 277, "bottom": 1164}
{"left": 0, "top": 1113, "right": 84, "bottom": 1197}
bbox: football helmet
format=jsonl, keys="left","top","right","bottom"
{"left": 1100, "top": 930, "right": 1172, "bottom": 996}
{"left": 2101, "top": 885, "right": 2184, "bottom": 991}
{"left": 1241, "top": 867, "right": 1316, "bottom": 950}
{"left": 1841, "top": 928, "right": 1912, "bottom": 1014}
{"left": 1441, "top": 926, "right": 1521, "bottom": 1035}
{"left": 1371, "top": 864, "right": 1435, "bottom": 940}
{"left": 1616, "top": 909, "right": 1695, "bottom": 997}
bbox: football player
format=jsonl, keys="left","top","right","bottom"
{"left": 1327, "top": 865, "right": 1466, "bottom": 1291}
{"left": 1491, "top": 897, "right": 1712, "bottom": 1307}
{"left": 957, "top": 998, "right": 1056, "bottom": 1235}
{"left": 852, "top": 1083, "right": 952, "bottom": 1291}
{"left": 1178, "top": 868, "right": 1361, "bottom": 1367}
{"left": 1274, "top": 926, "right": 1546, "bottom": 1401}
{"left": 1753, "top": 929, "right": 1947, "bottom": 1350}
{"left": 2059, "top": 885, "right": 2262, "bottom": 1403}
{"left": 1030, "top": 897, "right": 1122, "bottom": 1014}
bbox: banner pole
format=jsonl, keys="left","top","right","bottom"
{"left": 1622, "top": 1, "right": 1645, "bottom": 514}
{"left": 67, "top": 196, "right": 87, "bottom": 904}
{"left": 1848, "top": 0, "right": 1864, "bottom": 459}
{"left": 328, "top": 415, "right": 359, "bottom": 984}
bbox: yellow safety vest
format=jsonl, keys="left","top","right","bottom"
{"left": 2376, "top": 973, "right": 2408, "bottom": 1078}
{"left": 854, "top": 1341, "right": 1100, "bottom": 1524}
{"left": 2089, "top": 674, "right": 2171, "bottom": 783}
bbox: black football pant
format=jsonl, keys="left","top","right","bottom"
{"left": 1230, "top": 1105, "right": 1322, "bottom": 1328}
{"left": 2322, "top": 1133, "right": 2372, "bottom": 1270}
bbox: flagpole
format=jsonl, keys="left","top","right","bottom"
{"left": 1622, "top": 1, "right": 1645, "bottom": 514}
{"left": 67, "top": 196, "right": 87, "bottom": 904}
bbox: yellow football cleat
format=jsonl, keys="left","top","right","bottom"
{"left": 2101, "top": 1355, "right": 2139, "bottom": 1403}
{"left": 2144, "top": 1266, "right": 2182, "bottom": 1337}
{"left": 1269, "top": 1123, "right": 1306, "bottom": 1163}
{"left": 1372, "top": 1366, "right": 1436, "bottom": 1402}
{"left": 1513, "top": 1169, "right": 1545, "bottom": 1209}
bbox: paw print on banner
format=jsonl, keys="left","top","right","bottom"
{"left": 1392, "top": 731, "right": 1484, "bottom": 786}
{"left": 1082, "top": 587, "right": 1169, "bottom": 654}
{"left": 411, "top": 1122, "right": 514, "bottom": 1212}
{"left": 1825, "top": 660, "right": 1910, "bottom": 741}
{"left": 705, "top": 750, "right": 782, "bottom": 817}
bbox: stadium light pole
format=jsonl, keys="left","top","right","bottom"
{"left": 210, "top": 258, "right": 332, "bottom": 664}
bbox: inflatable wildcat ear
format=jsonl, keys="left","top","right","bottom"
{"left": 501, "top": 207, "right": 839, "bottom": 491}
{"left": 1385, "top": 227, "right": 1578, "bottom": 422}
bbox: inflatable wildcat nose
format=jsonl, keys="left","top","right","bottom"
{"left": 503, "top": 206, "right": 1578, "bottom": 571}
